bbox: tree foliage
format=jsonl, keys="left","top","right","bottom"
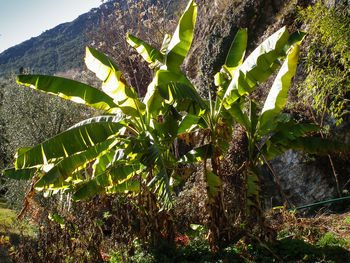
{"left": 297, "top": 1, "right": 350, "bottom": 125}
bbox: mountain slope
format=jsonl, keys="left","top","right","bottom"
{"left": 0, "top": 2, "right": 117, "bottom": 77}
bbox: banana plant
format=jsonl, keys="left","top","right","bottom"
{"left": 2, "top": 1, "right": 201, "bottom": 244}
{"left": 176, "top": 26, "right": 345, "bottom": 244}
{"left": 125, "top": 1, "right": 344, "bottom": 244}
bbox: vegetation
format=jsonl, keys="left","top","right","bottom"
{"left": 0, "top": 0, "right": 349, "bottom": 262}
{"left": 298, "top": 1, "right": 350, "bottom": 126}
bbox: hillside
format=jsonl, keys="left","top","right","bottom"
{"left": 0, "top": 0, "right": 184, "bottom": 78}
{"left": 0, "top": 2, "right": 117, "bottom": 77}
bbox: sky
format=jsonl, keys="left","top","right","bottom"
{"left": 0, "top": 0, "right": 103, "bottom": 53}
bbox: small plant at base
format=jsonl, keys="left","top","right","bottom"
{"left": 317, "top": 232, "right": 346, "bottom": 248}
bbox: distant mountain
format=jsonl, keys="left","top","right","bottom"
{"left": 0, "top": 0, "right": 184, "bottom": 78}
{"left": 0, "top": 1, "right": 118, "bottom": 77}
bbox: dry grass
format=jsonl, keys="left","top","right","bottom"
{"left": 268, "top": 208, "right": 350, "bottom": 248}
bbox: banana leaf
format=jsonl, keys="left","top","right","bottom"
{"left": 224, "top": 27, "right": 290, "bottom": 104}
{"left": 180, "top": 144, "right": 213, "bottom": 163}
{"left": 127, "top": 34, "right": 164, "bottom": 68}
{"left": 225, "top": 28, "right": 247, "bottom": 73}
{"left": 259, "top": 45, "right": 300, "bottom": 132}
{"left": 144, "top": 70, "right": 197, "bottom": 114}
{"left": 85, "top": 47, "right": 144, "bottom": 116}
{"left": 15, "top": 115, "right": 124, "bottom": 169}
{"left": 2, "top": 167, "right": 37, "bottom": 180}
{"left": 35, "top": 139, "right": 116, "bottom": 188}
{"left": 17, "top": 74, "right": 117, "bottom": 111}
{"left": 206, "top": 170, "right": 221, "bottom": 203}
{"left": 178, "top": 114, "right": 206, "bottom": 134}
{"left": 165, "top": 0, "right": 197, "bottom": 71}
{"left": 72, "top": 165, "right": 134, "bottom": 201}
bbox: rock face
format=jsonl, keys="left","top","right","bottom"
{"left": 184, "top": 0, "right": 290, "bottom": 97}
{"left": 261, "top": 150, "right": 337, "bottom": 209}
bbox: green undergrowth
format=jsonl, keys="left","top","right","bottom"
{"left": 107, "top": 236, "right": 350, "bottom": 263}
{"left": 0, "top": 206, "right": 37, "bottom": 244}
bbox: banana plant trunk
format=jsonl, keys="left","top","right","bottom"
{"left": 138, "top": 186, "right": 175, "bottom": 246}
{"left": 244, "top": 161, "right": 264, "bottom": 228}
{"left": 205, "top": 155, "right": 229, "bottom": 247}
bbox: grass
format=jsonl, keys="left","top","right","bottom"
{"left": 0, "top": 203, "right": 38, "bottom": 263}
{"left": 0, "top": 207, "right": 37, "bottom": 239}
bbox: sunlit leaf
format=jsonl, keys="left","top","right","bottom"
{"left": 17, "top": 74, "right": 117, "bottom": 111}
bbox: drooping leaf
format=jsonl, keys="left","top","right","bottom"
{"left": 35, "top": 139, "right": 116, "bottom": 188}
{"left": 167, "top": 82, "right": 206, "bottom": 111}
{"left": 127, "top": 34, "right": 164, "bottom": 68}
{"left": 152, "top": 105, "right": 181, "bottom": 138}
{"left": 93, "top": 148, "right": 117, "bottom": 176}
{"left": 108, "top": 180, "right": 140, "bottom": 194}
{"left": 140, "top": 143, "right": 162, "bottom": 167}
{"left": 15, "top": 115, "right": 124, "bottom": 169}
{"left": 149, "top": 168, "right": 172, "bottom": 210}
{"left": 272, "top": 123, "right": 319, "bottom": 142}
{"left": 85, "top": 47, "right": 144, "bottom": 116}
{"left": 245, "top": 164, "right": 261, "bottom": 211}
{"left": 144, "top": 70, "right": 196, "bottom": 114}
{"left": 17, "top": 75, "right": 117, "bottom": 111}
{"left": 259, "top": 45, "right": 300, "bottom": 130}
{"left": 286, "top": 137, "right": 348, "bottom": 154}
{"left": 178, "top": 114, "right": 205, "bottom": 134}
{"left": 72, "top": 165, "right": 134, "bottom": 201}
{"left": 226, "top": 101, "right": 250, "bottom": 130}
{"left": 180, "top": 144, "right": 213, "bottom": 163}
{"left": 2, "top": 167, "right": 37, "bottom": 180}
{"left": 165, "top": 0, "right": 197, "bottom": 71}
{"left": 206, "top": 170, "right": 221, "bottom": 203}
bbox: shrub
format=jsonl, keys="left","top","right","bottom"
{"left": 297, "top": 1, "right": 350, "bottom": 125}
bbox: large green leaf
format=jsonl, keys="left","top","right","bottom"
{"left": 245, "top": 164, "right": 261, "bottom": 213}
{"left": 259, "top": 45, "right": 300, "bottom": 131}
{"left": 261, "top": 122, "right": 319, "bottom": 159}
{"left": 147, "top": 168, "right": 173, "bottom": 209}
{"left": 206, "top": 170, "right": 221, "bottom": 203}
{"left": 225, "top": 28, "right": 248, "bottom": 72}
{"left": 107, "top": 180, "right": 140, "bottom": 194}
{"left": 72, "top": 165, "right": 134, "bottom": 201}
{"left": 140, "top": 143, "right": 163, "bottom": 167}
{"left": 178, "top": 114, "right": 206, "bottom": 134}
{"left": 17, "top": 74, "right": 117, "bottom": 111}
{"left": 285, "top": 137, "right": 347, "bottom": 155}
{"left": 15, "top": 115, "right": 124, "bottom": 169}
{"left": 165, "top": 0, "right": 197, "bottom": 71}
{"left": 127, "top": 34, "right": 164, "bottom": 68}
{"left": 226, "top": 101, "right": 250, "bottom": 131}
{"left": 84, "top": 46, "right": 119, "bottom": 82}
{"left": 224, "top": 27, "right": 290, "bottom": 104}
{"left": 179, "top": 144, "right": 213, "bottom": 163}
{"left": 92, "top": 148, "right": 117, "bottom": 176}
{"left": 144, "top": 70, "right": 196, "bottom": 114}
{"left": 85, "top": 47, "right": 144, "bottom": 116}
{"left": 35, "top": 139, "right": 116, "bottom": 188}
{"left": 2, "top": 167, "right": 37, "bottom": 180}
